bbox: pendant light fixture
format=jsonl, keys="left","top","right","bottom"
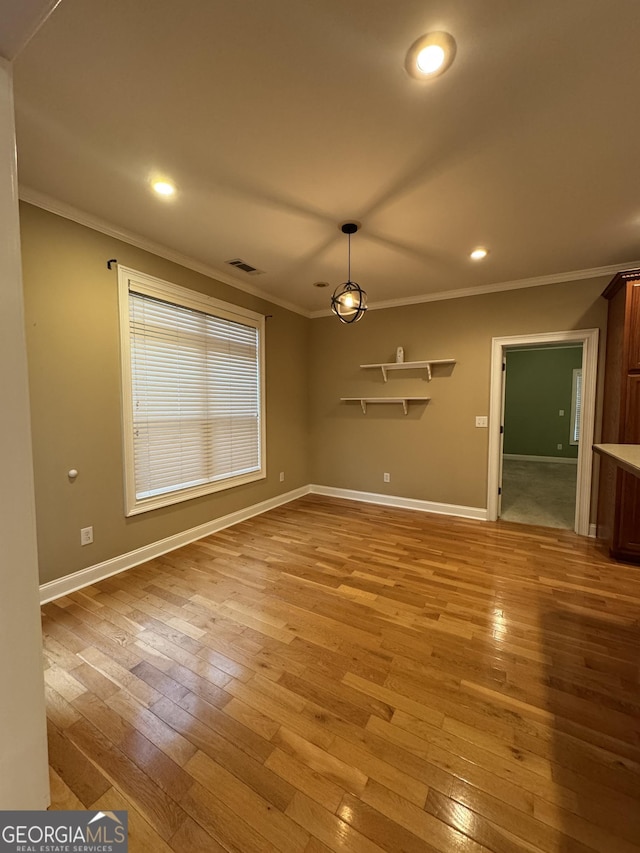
{"left": 331, "top": 222, "right": 367, "bottom": 324}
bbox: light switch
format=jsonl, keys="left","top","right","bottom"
{"left": 559, "top": 409, "right": 565, "bottom": 416}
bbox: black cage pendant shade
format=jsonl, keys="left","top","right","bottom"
{"left": 331, "top": 222, "right": 367, "bottom": 323}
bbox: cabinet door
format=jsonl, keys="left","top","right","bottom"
{"left": 596, "top": 455, "right": 617, "bottom": 543}
{"left": 614, "top": 472, "right": 640, "bottom": 559}
{"left": 627, "top": 282, "right": 640, "bottom": 371}
{"left": 624, "top": 374, "right": 640, "bottom": 442}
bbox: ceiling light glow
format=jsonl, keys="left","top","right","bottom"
{"left": 416, "top": 45, "right": 446, "bottom": 75}
{"left": 470, "top": 247, "right": 489, "bottom": 261}
{"left": 405, "top": 32, "right": 456, "bottom": 80}
{"left": 152, "top": 180, "right": 175, "bottom": 197}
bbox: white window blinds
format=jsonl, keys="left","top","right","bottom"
{"left": 119, "top": 267, "right": 265, "bottom": 515}
{"left": 571, "top": 367, "right": 582, "bottom": 445}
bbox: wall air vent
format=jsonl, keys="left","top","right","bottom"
{"left": 225, "top": 258, "right": 265, "bottom": 275}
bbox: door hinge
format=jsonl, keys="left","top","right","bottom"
{"left": 502, "top": 362, "right": 506, "bottom": 371}
{"left": 498, "top": 487, "right": 502, "bottom": 495}
{"left": 500, "top": 425, "right": 504, "bottom": 434}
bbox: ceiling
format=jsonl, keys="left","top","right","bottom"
{"left": 0, "top": 0, "right": 59, "bottom": 60}
{"left": 10, "top": 0, "right": 640, "bottom": 315}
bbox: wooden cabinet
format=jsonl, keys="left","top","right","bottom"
{"left": 628, "top": 285, "right": 640, "bottom": 371}
{"left": 597, "top": 269, "right": 640, "bottom": 562}
{"left": 626, "top": 374, "right": 640, "bottom": 440}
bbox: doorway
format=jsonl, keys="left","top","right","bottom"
{"left": 487, "top": 329, "right": 599, "bottom": 536}
{"left": 500, "top": 344, "right": 582, "bottom": 529}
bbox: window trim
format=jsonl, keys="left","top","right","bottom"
{"left": 118, "top": 266, "right": 266, "bottom": 516}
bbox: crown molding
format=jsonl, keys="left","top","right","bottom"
{"left": 308, "top": 260, "right": 640, "bottom": 318}
{"left": 0, "top": 0, "right": 62, "bottom": 62}
{"left": 20, "top": 186, "right": 640, "bottom": 320}
{"left": 18, "top": 186, "right": 312, "bottom": 318}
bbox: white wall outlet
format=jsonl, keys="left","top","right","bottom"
{"left": 557, "top": 443, "right": 563, "bottom": 450}
{"left": 475, "top": 416, "right": 488, "bottom": 428}
{"left": 80, "top": 526, "right": 93, "bottom": 546}
{"left": 383, "top": 472, "right": 390, "bottom": 483}
{"left": 559, "top": 409, "right": 565, "bottom": 416}
{"left": 279, "top": 471, "right": 285, "bottom": 482}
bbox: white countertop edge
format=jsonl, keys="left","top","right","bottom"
{"left": 593, "top": 444, "right": 640, "bottom": 478}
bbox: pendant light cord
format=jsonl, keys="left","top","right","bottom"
{"left": 348, "top": 232, "right": 352, "bottom": 282}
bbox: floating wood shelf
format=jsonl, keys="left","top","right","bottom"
{"left": 360, "top": 359, "right": 456, "bottom": 382}
{"left": 340, "top": 397, "right": 431, "bottom": 415}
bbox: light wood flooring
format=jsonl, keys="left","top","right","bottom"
{"left": 42, "top": 495, "right": 640, "bottom": 853}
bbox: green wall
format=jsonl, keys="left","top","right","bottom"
{"left": 503, "top": 346, "right": 583, "bottom": 459}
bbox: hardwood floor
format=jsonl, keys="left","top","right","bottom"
{"left": 42, "top": 495, "right": 640, "bottom": 853}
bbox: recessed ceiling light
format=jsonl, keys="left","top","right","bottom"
{"left": 313, "top": 281, "right": 329, "bottom": 288}
{"left": 152, "top": 180, "right": 175, "bottom": 197}
{"left": 470, "top": 247, "right": 489, "bottom": 261}
{"left": 417, "top": 45, "right": 446, "bottom": 75}
{"left": 405, "top": 32, "right": 456, "bottom": 80}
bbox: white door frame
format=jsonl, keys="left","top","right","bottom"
{"left": 0, "top": 58, "right": 50, "bottom": 808}
{"left": 487, "top": 328, "right": 599, "bottom": 536}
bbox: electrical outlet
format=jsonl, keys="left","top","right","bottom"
{"left": 475, "top": 416, "right": 488, "bottom": 428}
{"left": 557, "top": 443, "right": 563, "bottom": 450}
{"left": 80, "top": 526, "right": 93, "bottom": 546}
{"left": 279, "top": 471, "right": 285, "bottom": 482}
{"left": 383, "top": 473, "right": 390, "bottom": 483}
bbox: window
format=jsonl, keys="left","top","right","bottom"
{"left": 118, "top": 267, "right": 265, "bottom": 515}
{"left": 570, "top": 367, "right": 582, "bottom": 445}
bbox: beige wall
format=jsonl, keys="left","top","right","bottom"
{"left": 20, "top": 202, "right": 310, "bottom": 584}
{"left": 309, "top": 279, "right": 608, "bottom": 512}
{"left": 21, "top": 200, "right": 611, "bottom": 586}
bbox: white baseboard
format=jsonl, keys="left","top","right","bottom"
{"left": 39, "top": 486, "right": 311, "bottom": 604}
{"left": 589, "top": 523, "right": 597, "bottom": 538}
{"left": 503, "top": 454, "right": 578, "bottom": 464}
{"left": 309, "top": 484, "right": 487, "bottom": 521}
{"left": 39, "top": 484, "right": 494, "bottom": 604}
{"left": 40, "top": 476, "right": 598, "bottom": 604}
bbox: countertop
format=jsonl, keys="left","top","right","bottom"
{"left": 593, "top": 444, "right": 640, "bottom": 478}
